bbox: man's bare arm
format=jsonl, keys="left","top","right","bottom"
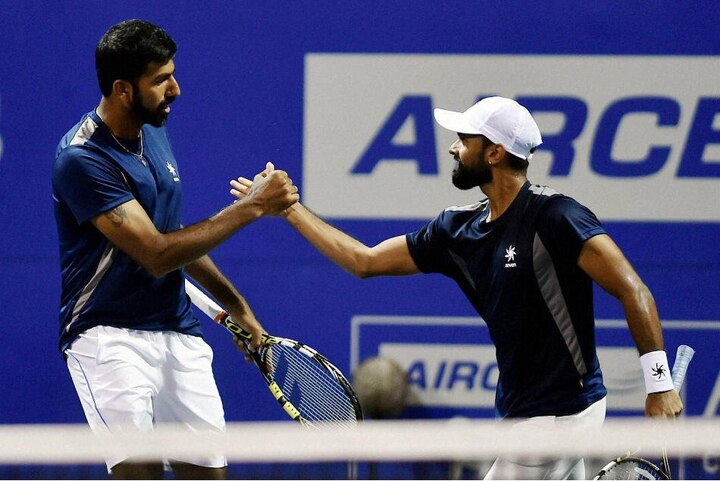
{"left": 578, "top": 234, "right": 661, "bottom": 354}
{"left": 579, "top": 234, "right": 683, "bottom": 417}
{"left": 185, "top": 255, "right": 265, "bottom": 350}
{"left": 93, "top": 167, "right": 298, "bottom": 277}
{"left": 283, "top": 202, "right": 419, "bottom": 278}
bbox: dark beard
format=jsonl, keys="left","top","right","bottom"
{"left": 132, "top": 86, "right": 173, "bottom": 127}
{"left": 452, "top": 158, "right": 492, "bottom": 189}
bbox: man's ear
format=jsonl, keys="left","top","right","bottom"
{"left": 490, "top": 143, "right": 506, "bottom": 164}
{"left": 111, "top": 79, "right": 133, "bottom": 101}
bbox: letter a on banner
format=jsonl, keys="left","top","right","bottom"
{"left": 351, "top": 95, "right": 438, "bottom": 175}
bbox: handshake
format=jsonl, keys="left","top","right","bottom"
{"left": 231, "top": 162, "right": 299, "bottom": 217}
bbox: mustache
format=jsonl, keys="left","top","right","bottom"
{"left": 159, "top": 96, "right": 176, "bottom": 109}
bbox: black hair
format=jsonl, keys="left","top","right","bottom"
{"left": 95, "top": 19, "right": 177, "bottom": 97}
{"left": 506, "top": 152, "right": 529, "bottom": 171}
{"left": 481, "top": 135, "right": 529, "bottom": 171}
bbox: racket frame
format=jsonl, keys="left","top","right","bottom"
{"left": 595, "top": 456, "right": 669, "bottom": 480}
{"left": 184, "top": 280, "right": 363, "bottom": 426}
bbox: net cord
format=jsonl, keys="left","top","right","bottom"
{"left": 1, "top": 418, "right": 718, "bottom": 465}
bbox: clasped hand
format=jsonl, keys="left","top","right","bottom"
{"left": 237, "top": 162, "right": 298, "bottom": 215}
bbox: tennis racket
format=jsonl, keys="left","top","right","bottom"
{"left": 593, "top": 344, "right": 695, "bottom": 480}
{"left": 184, "top": 279, "right": 363, "bottom": 428}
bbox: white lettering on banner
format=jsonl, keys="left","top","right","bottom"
{"left": 378, "top": 342, "right": 645, "bottom": 410}
{"left": 703, "top": 371, "right": 720, "bottom": 417}
{"left": 304, "top": 55, "right": 720, "bottom": 221}
{"left": 379, "top": 343, "right": 498, "bottom": 408}
{"left": 705, "top": 454, "right": 719, "bottom": 475}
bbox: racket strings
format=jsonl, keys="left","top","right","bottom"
{"left": 263, "top": 343, "right": 357, "bottom": 427}
{"left": 275, "top": 350, "right": 356, "bottom": 424}
{"left": 595, "top": 458, "right": 668, "bottom": 480}
{"left": 275, "top": 356, "right": 355, "bottom": 427}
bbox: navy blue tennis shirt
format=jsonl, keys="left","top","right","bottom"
{"left": 406, "top": 182, "right": 608, "bottom": 418}
{"left": 52, "top": 111, "right": 200, "bottom": 352}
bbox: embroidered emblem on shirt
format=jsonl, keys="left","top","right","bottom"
{"left": 504, "top": 245, "right": 517, "bottom": 268}
{"left": 166, "top": 162, "right": 180, "bottom": 182}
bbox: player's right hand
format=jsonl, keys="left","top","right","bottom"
{"left": 646, "top": 389, "right": 683, "bottom": 418}
{"left": 240, "top": 162, "right": 299, "bottom": 216}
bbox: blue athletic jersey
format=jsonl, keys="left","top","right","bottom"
{"left": 406, "top": 181, "right": 608, "bottom": 418}
{"left": 52, "top": 110, "right": 201, "bottom": 352}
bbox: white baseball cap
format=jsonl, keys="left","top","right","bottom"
{"left": 434, "top": 96, "right": 542, "bottom": 160}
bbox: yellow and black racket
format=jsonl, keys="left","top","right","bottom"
{"left": 184, "top": 279, "right": 363, "bottom": 428}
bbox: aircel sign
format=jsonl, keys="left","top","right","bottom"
{"left": 378, "top": 343, "right": 645, "bottom": 411}
{"left": 351, "top": 315, "right": 719, "bottom": 414}
{"left": 304, "top": 55, "right": 720, "bottom": 221}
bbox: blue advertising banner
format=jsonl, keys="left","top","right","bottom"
{"left": 352, "top": 315, "right": 720, "bottom": 478}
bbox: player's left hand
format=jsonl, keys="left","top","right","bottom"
{"left": 227, "top": 305, "right": 266, "bottom": 360}
{"left": 646, "top": 389, "right": 683, "bottom": 418}
{"left": 230, "top": 176, "right": 252, "bottom": 200}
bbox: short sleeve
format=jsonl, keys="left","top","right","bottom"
{"left": 406, "top": 213, "right": 453, "bottom": 274}
{"left": 53, "top": 146, "right": 134, "bottom": 225}
{"left": 537, "top": 197, "right": 607, "bottom": 261}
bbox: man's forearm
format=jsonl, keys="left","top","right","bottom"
{"left": 284, "top": 203, "right": 371, "bottom": 277}
{"left": 151, "top": 199, "right": 265, "bottom": 276}
{"left": 621, "top": 283, "right": 665, "bottom": 355}
{"left": 185, "top": 255, "right": 247, "bottom": 313}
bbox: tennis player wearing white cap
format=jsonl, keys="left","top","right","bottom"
{"left": 230, "top": 96, "right": 683, "bottom": 480}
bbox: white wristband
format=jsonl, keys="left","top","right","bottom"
{"left": 640, "top": 350, "right": 674, "bottom": 394}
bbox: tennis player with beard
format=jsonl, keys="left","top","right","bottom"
{"left": 53, "top": 19, "right": 298, "bottom": 479}
{"left": 232, "top": 96, "right": 682, "bottom": 479}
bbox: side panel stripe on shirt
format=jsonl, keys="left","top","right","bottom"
{"left": 69, "top": 116, "right": 98, "bottom": 146}
{"left": 449, "top": 249, "right": 477, "bottom": 290}
{"left": 66, "top": 242, "right": 117, "bottom": 333}
{"left": 532, "top": 233, "right": 588, "bottom": 377}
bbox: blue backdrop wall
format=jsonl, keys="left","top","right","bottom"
{"left": 0, "top": 1, "right": 718, "bottom": 478}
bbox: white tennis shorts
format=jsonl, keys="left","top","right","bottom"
{"left": 65, "top": 325, "right": 227, "bottom": 470}
{"left": 483, "top": 397, "right": 607, "bottom": 480}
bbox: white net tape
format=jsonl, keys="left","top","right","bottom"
{"left": 1, "top": 418, "right": 718, "bottom": 465}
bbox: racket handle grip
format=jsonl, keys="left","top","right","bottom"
{"left": 671, "top": 344, "right": 695, "bottom": 391}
